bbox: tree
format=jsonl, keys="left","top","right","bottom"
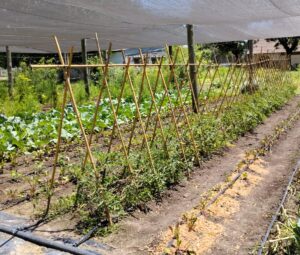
{"left": 0, "top": 53, "right": 5, "bottom": 68}
{"left": 201, "top": 41, "right": 247, "bottom": 61}
{"left": 267, "top": 37, "right": 300, "bottom": 56}
{"left": 267, "top": 37, "right": 300, "bottom": 69}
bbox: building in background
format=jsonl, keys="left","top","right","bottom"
{"left": 110, "top": 47, "right": 166, "bottom": 64}
{"left": 253, "top": 39, "right": 300, "bottom": 68}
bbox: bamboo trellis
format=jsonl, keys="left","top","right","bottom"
{"left": 31, "top": 35, "right": 290, "bottom": 224}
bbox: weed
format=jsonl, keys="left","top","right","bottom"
{"left": 10, "top": 170, "right": 23, "bottom": 182}
{"left": 5, "top": 189, "right": 18, "bottom": 200}
{"left": 241, "top": 172, "right": 248, "bottom": 180}
{"left": 170, "top": 223, "right": 182, "bottom": 251}
{"left": 183, "top": 213, "right": 198, "bottom": 232}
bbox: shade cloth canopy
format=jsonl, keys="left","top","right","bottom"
{"left": 1, "top": 0, "right": 300, "bottom": 52}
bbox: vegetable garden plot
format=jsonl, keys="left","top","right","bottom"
{"left": 0, "top": 37, "right": 293, "bottom": 236}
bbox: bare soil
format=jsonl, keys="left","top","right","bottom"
{"left": 203, "top": 131, "right": 300, "bottom": 255}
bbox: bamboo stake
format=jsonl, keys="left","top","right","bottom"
{"left": 44, "top": 48, "right": 72, "bottom": 216}
{"left": 54, "top": 37, "right": 98, "bottom": 176}
{"left": 260, "top": 55, "right": 269, "bottom": 91}
{"left": 157, "top": 59, "right": 188, "bottom": 163}
{"left": 228, "top": 65, "right": 247, "bottom": 107}
{"left": 215, "top": 63, "right": 237, "bottom": 117}
{"left": 125, "top": 57, "right": 156, "bottom": 172}
{"left": 77, "top": 35, "right": 113, "bottom": 225}
{"left": 165, "top": 47, "right": 201, "bottom": 166}
{"left": 55, "top": 41, "right": 115, "bottom": 227}
{"left": 200, "top": 63, "right": 220, "bottom": 114}
{"left": 100, "top": 46, "right": 133, "bottom": 174}
{"left": 149, "top": 49, "right": 180, "bottom": 146}
{"left": 198, "top": 64, "right": 212, "bottom": 112}
{"left": 106, "top": 60, "right": 130, "bottom": 154}
{"left": 82, "top": 33, "right": 106, "bottom": 169}
{"left": 143, "top": 59, "right": 164, "bottom": 148}
{"left": 228, "top": 63, "right": 246, "bottom": 106}
{"left": 149, "top": 74, "right": 172, "bottom": 144}
{"left": 177, "top": 47, "right": 203, "bottom": 115}
{"left": 169, "top": 47, "right": 199, "bottom": 115}
{"left": 212, "top": 57, "right": 232, "bottom": 113}
{"left": 31, "top": 62, "right": 253, "bottom": 69}
{"left": 165, "top": 48, "right": 186, "bottom": 123}
{"left": 205, "top": 60, "right": 223, "bottom": 112}
{"left": 139, "top": 51, "right": 169, "bottom": 157}
{"left": 223, "top": 61, "right": 243, "bottom": 109}
{"left": 127, "top": 50, "right": 146, "bottom": 154}
{"left": 258, "top": 55, "right": 270, "bottom": 91}
{"left": 264, "top": 57, "right": 277, "bottom": 90}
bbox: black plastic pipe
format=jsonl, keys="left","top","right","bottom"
{"left": 73, "top": 224, "right": 100, "bottom": 247}
{"left": 257, "top": 159, "right": 300, "bottom": 255}
{"left": 0, "top": 224, "right": 101, "bottom": 255}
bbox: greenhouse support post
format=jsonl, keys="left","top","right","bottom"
{"left": 248, "top": 40, "right": 254, "bottom": 91}
{"left": 81, "top": 38, "right": 90, "bottom": 97}
{"left": 6, "top": 46, "right": 13, "bottom": 98}
{"left": 168, "top": 45, "right": 173, "bottom": 71}
{"left": 187, "top": 24, "right": 199, "bottom": 113}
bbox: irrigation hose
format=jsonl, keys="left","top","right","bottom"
{"left": 196, "top": 163, "right": 251, "bottom": 218}
{"left": 257, "top": 159, "right": 300, "bottom": 255}
{"left": 0, "top": 224, "right": 101, "bottom": 255}
{"left": 73, "top": 224, "right": 100, "bottom": 247}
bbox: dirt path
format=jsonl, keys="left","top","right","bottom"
{"left": 96, "top": 95, "right": 300, "bottom": 255}
{"left": 204, "top": 117, "right": 300, "bottom": 254}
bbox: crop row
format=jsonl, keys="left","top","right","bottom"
{"left": 0, "top": 89, "right": 185, "bottom": 162}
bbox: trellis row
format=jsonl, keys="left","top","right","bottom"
{"left": 31, "top": 36, "right": 289, "bottom": 224}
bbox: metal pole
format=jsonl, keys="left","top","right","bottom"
{"left": 186, "top": 24, "right": 199, "bottom": 113}
{"left": 81, "top": 38, "right": 90, "bottom": 97}
{"left": 6, "top": 46, "right": 13, "bottom": 98}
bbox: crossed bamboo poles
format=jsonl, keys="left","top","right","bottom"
{"left": 31, "top": 35, "right": 289, "bottom": 226}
